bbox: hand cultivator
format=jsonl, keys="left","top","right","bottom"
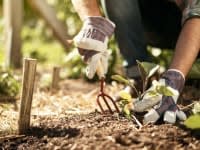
{"left": 96, "top": 78, "right": 120, "bottom": 114}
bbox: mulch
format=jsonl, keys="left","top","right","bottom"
{"left": 0, "top": 78, "right": 200, "bottom": 150}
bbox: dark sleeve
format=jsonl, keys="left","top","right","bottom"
{"left": 182, "top": 0, "right": 200, "bottom": 24}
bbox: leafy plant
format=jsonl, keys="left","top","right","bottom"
{"left": 184, "top": 102, "right": 200, "bottom": 129}
{"left": 29, "top": 50, "right": 47, "bottom": 63}
{"left": 112, "top": 75, "right": 139, "bottom": 98}
{"left": 144, "top": 80, "right": 178, "bottom": 97}
{"left": 112, "top": 60, "right": 177, "bottom": 117}
{"left": 0, "top": 70, "right": 20, "bottom": 97}
{"left": 118, "top": 91, "right": 133, "bottom": 118}
{"left": 136, "top": 60, "right": 160, "bottom": 92}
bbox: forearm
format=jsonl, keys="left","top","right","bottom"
{"left": 71, "top": 0, "right": 101, "bottom": 20}
{"left": 170, "top": 18, "right": 200, "bottom": 77}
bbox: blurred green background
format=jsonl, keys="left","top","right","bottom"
{"left": 0, "top": 0, "right": 199, "bottom": 80}
{"left": 0, "top": 0, "right": 122, "bottom": 80}
{"left": 0, "top": 0, "right": 81, "bottom": 66}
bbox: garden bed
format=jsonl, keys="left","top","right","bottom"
{"left": 0, "top": 78, "right": 199, "bottom": 150}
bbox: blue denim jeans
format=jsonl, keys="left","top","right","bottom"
{"left": 100, "top": 0, "right": 182, "bottom": 68}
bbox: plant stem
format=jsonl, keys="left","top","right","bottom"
{"left": 180, "top": 102, "right": 196, "bottom": 111}
{"left": 131, "top": 114, "right": 143, "bottom": 128}
{"left": 128, "top": 80, "right": 140, "bottom": 98}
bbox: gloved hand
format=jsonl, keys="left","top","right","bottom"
{"left": 134, "top": 69, "right": 187, "bottom": 124}
{"left": 73, "top": 16, "right": 115, "bottom": 79}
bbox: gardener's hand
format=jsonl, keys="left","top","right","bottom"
{"left": 73, "top": 16, "right": 115, "bottom": 79}
{"left": 134, "top": 69, "right": 187, "bottom": 124}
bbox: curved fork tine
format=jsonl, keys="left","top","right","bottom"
{"left": 97, "top": 93, "right": 113, "bottom": 113}
{"left": 104, "top": 94, "right": 120, "bottom": 113}
{"left": 96, "top": 77, "right": 120, "bottom": 114}
{"left": 102, "top": 95, "right": 113, "bottom": 114}
{"left": 96, "top": 93, "right": 120, "bottom": 114}
{"left": 97, "top": 95, "right": 105, "bottom": 113}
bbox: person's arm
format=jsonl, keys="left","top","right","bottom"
{"left": 141, "top": 17, "right": 200, "bottom": 124}
{"left": 71, "top": 0, "right": 115, "bottom": 79}
{"left": 170, "top": 18, "right": 200, "bottom": 77}
{"left": 71, "top": 0, "right": 102, "bottom": 20}
{"left": 169, "top": 0, "right": 200, "bottom": 77}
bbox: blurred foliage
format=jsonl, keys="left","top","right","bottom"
{"left": 39, "top": 73, "right": 52, "bottom": 89}
{"left": 0, "top": 0, "right": 82, "bottom": 65}
{"left": 147, "top": 46, "right": 173, "bottom": 71}
{"left": 0, "top": 66, "right": 20, "bottom": 97}
{"left": 188, "top": 59, "right": 200, "bottom": 79}
{"left": 22, "top": 0, "right": 81, "bottom": 66}
{"left": 0, "top": 2, "right": 19, "bottom": 97}
{"left": 0, "top": 3, "right": 4, "bottom": 63}
{"left": 63, "top": 48, "right": 85, "bottom": 79}
{"left": 148, "top": 47, "right": 200, "bottom": 79}
{"left": 0, "top": 0, "right": 199, "bottom": 81}
{"left": 0, "top": 0, "right": 120, "bottom": 80}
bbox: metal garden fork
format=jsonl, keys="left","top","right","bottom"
{"left": 96, "top": 77, "right": 120, "bottom": 114}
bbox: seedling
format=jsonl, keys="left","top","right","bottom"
{"left": 112, "top": 60, "right": 178, "bottom": 118}
{"left": 136, "top": 60, "right": 160, "bottom": 93}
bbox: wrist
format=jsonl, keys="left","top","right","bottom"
{"left": 161, "top": 69, "right": 185, "bottom": 92}
{"left": 71, "top": 0, "right": 102, "bottom": 20}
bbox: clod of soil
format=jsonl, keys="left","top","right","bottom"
{"left": 0, "top": 112, "right": 199, "bottom": 150}
{"left": 0, "top": 78, "right": 200, "bottom": 150}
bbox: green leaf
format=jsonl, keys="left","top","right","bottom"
{"left": 119, "top": 91, "right": 132, "bottom": 101}
{"left": 148, "top": 65, "right": 160, "bottom": 78}
{"left": 0, "top": 71, "right": 20, "bottom": 97}
{"left": 146, "top": 90, "right": 159, "bottom": 97}
{"left": 136, "top": 60, "right": 159, "bottom": 79}
{"left": 111, "top": 75, "right": 129, "bottom": 85}
{"left": 119, "top": 99, "right": 127, "bottom": 108}
{"left": 188, "top": 59, "right": 200, "bottom": 79}
{"left": 2, "top": 73, "right": 9, "bottom": 79}
{"left": 152, "top": 80, "right": 178, "bottom": 97}
{"left": 123, "top": 105, "right": 131, "bottom": 118}
{"left": 192, "top": 102, "right": 200, "bottom": 114}
{"left": 136, "top": 60, "right": 147, "bottom": 82}
{"left": 184, "top": 114, "right": 200, "bottom": 129}
{"left": 156, "top": 85, "right": 174, "bottom": 96}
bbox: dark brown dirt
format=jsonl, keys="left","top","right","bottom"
{"left": 0, "top": 78, "right": 200, "bottom": 150}
{"left": 0, "top": 112, "right": 200, "bottom": 150}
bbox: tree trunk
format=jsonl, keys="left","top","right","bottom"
{"left": 3, "top": 0, "right": 23, "bottom": 68}
{"left": 27, "top": 0, "right": 71, "bottom": 51}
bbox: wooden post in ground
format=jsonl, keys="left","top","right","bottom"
{"left": 51, "top": 66, "right": 60, "bottom": 89}
{"left": 18, "top": 58, "right": 37, "bottom": 134}
{"left": 3, "top": 0, "right": 23, "bottom": 68}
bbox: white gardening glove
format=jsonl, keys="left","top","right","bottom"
{"left": 134, "top": 69, "right": 187, "bottom": 124}
{"left": 73, "top": 16, "right": 115, "bottom": 79}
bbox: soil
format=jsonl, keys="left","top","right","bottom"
{"left": 0, "top": 78, "right": 200, "bottom": 150}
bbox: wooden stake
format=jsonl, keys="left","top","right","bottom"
{"left": 51, "top": 66, "right": 60, "bottom": 89}
{"left": 18, "top": 58, "right": 37, "bottom": 134}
